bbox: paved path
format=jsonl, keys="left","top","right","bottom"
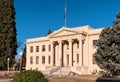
{"left": 0, "top": 79, "right": 10, "bottom": 82}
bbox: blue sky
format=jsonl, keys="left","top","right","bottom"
{"left": 14, "top": 0, "right": 120, "bottom": 58}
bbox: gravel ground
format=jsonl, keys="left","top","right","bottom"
{"left": 48, "top": 75, "right": 99, "bottom": 82}
{"left": 48, "top": 77, "right": 96, "bottom": 82}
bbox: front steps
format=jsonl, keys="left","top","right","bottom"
{"left": 45, "top": 66, "right": 79, "bottom": 78}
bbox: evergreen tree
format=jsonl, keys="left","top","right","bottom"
{"left": 47, "top": 29, "right": 52, "bottom": 35}
{"left": 95, "top": 12, "right": 120, "bottom": 78}
{"left": 21, "top": 46, "right": 26, "bottom": 69}
{"left": 0, "top": 0, "right": 17, "bottom": 70}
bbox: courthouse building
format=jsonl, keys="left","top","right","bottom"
{"left": 26, "top": 25, "right": 103, "bottom": 74}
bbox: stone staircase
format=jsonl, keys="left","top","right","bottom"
{"left": 61, "top": 66, "right": 71, "bottom": 75}
{"left": 45, "top": 66, "right": 87, "bottom": 78}
{"left": 50, "top": 66, "right": 62, "bottom": 74}
{"left": 45, "top": 66, "right": 72, "bottom": 78}
{"left": 45, "top": 66, "right": 62, "bottom": 78}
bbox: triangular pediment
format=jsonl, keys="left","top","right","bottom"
{"left": 48, "top": 27, "right": 82, "bottom": 38}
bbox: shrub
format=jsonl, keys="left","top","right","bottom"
{"left": 10, "top": 70, "right": 48, "bottom": 82}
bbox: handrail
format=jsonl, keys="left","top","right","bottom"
{"left": 50, "top": 66, "right": 62, "bottom": 74}
{"left": 45, "top": 66, "right": 62, "bottom": 78}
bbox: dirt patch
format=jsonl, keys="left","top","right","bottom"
{"left": 0, "top": 71, "right": 19, "bottom": 79}
{"left": 48, "top": 77, "right": 96, "bottom": 82}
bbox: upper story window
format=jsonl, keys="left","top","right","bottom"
{"left": 30, "top": 46, "right": 33, "bottom": 52}
{"left": 36, "top": 46, "right": 39, "bottom": 52}
{"left": 42, "top": 45, "right": 45, "bottom": 52}
{"left": 93, "top": 40, "right": 98, "bottom": 48}
{"left": 48, "top": 44, "right": 51, "bottom": 51}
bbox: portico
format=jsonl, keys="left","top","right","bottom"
{"left": 50, "top": 37, "right": 84, "bottom": 67}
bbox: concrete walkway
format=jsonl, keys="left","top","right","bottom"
{"left": 0, "top": 79, "right": 10, "bottom": 82}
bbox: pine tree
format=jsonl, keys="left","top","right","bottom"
{"left": 0, "top": 0, "right": 17, "bottom": 70}
{"left": 95, "top": 12, "right": 120, "bottom": 78}
{"left": 21, "top": 46, "right": 26, "bottom": 69}
{"left": 47, "top": 29, "right": 52, "bottom": 35}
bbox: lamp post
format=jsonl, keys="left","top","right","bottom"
{"left": 7, "top": 58, "right": 10, "bottom": 72}
{"left": 20, "top": 52, "right": 23, "bottom": 71}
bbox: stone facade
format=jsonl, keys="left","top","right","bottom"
{"left": 26, "top": 25, "right": 103, "bottom": 74}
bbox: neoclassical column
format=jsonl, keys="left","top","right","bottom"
{"left": 68, "top": 39, "right": 72, "bottom": 66}
{"left": 58, "top": 41, "right": 62, "bottom": 66}
{"left": 50, "top": 41, "right": 54, "bottom": 66}
{"left": 78, "top": 38, "right": 83, "bottom": 66}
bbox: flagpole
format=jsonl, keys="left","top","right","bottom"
{"left": 64, "top": 2, "right": 67, "bottom": 27}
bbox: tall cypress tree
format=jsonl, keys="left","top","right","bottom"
{"left": 0, "top": 0, "right": 17, "bottom": 70}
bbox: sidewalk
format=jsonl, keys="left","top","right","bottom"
{"left": 0, "top": 79, "right": 10, "bottom": 82}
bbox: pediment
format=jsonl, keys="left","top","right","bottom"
{"left": 48, "top": 27, "right": 81, "bottom": 38}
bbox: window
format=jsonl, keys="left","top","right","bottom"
{"left": 42, "top": 45, "right": 45, "bottom": 51}
{"left": 93, "top": 40, "right": 98, "bottom": 48}
{"left": 77, "top": 54, "right": 79, "bottom": 63}
{"left": 77, "top": 42, "right": 79, "bottom": 48}
{"left": 30, "top": 56, "right": 33, "bottom": 64}
{"left": 48, "top": 56, "right": 51, "bottom": 64}
{"left": 42, "top": 56, "right": 45, "bottom": 64}
{"left": 67, "top": 44, "right": 69, "bottom": 49}
{"left": 30, "top": 46, "right": 33, "bottom": 52}
{"left": 36, "top": 56, "right": 39, "bottom": 64}
{"left": 36, "top": 46, "right": 39, "bottom": 52}
{"left": 48, "top": 44, "right": 51, "bottom": 51}
{"left": 93, "top": 54, "right": 96, "bottom": 64}
{"left": 67, "top": 54, "right": 69, "bottom": 66}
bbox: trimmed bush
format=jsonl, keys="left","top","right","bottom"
{"left": 10, "top": 70, "right": 48, "bottom": 82}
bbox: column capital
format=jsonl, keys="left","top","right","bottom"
{"left": 78, "top": 37, "right": 85, "bottom": 41}
{"left": 58, "top": 40, "right": 63, "bottom": 43}
{"left": 78, "top": 35, "right": 85, "bottom": 41}
{"left": 50, "top": 41, "right": 55, "bottom": 44}
{"left": 68, "top": 39, "right": 73, "bottom": 42}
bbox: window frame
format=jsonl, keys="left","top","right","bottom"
{"left": 42, "top": 45, "right": 45, "bottom": 52}
{"left": 36, "top": 46, "right": 39, "bottom": 52}
{"left": 36, "top": 56, "right": 39, "bottom": 64}
{"left": 93, "top": 40, "right": 98, "bottom": 48}
{"left": 42, "top": 56, "right": 45, "bottom": 64}
{"left": 77, "top": 54, "right": 79, "bottom": 63}
{"left": 93, "top": 54, "right": 96, "bottom": 64}
{"left": 48, "top": 56, "right": 51, "bottom": 64}
{"left": 48, "top": 44, "right": 51, "bottom": 51}
{"left": 30, "top": 46, "right": 33, "bottom": 52}
{"left": 30, "top": 56, "right": 33, "bottom": 64}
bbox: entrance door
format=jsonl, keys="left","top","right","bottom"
{"left": 67, "top": 54, "right": 69, "bottom": 66}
